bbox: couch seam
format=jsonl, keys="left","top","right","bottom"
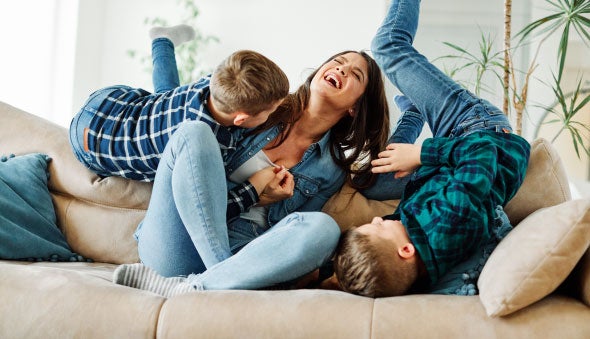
{"left": 154, "top": 299, "right": 165, "bottom": 339}
{"left": 370, "top": 299, "right": 375, "bottom": 339}
{"left": 59, "top": 195, "right": 73, "bottom": 237}
{"left": 539, "top": 141, "right": 569, "bottom": 201}
{"left": 50, "top": 190, "right": 147, "bottom": 212}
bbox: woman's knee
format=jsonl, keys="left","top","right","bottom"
{"left": 296, "top": 212, "right": 341, "bottom": 249}
{"left": 175, "top": 120, "right": 212, "bottom": 139}
{"left": 172, "top": 121, "right": 218, "bottom": 152}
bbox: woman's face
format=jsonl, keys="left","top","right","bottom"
{"left": 310, "top": 52, "right": 369, "bottom": 111}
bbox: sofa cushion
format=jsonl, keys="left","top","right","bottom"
{"left": 504, "top": 138, "right": 571, "bottom": 225}
{"left": 322, "top": 182, "right": 398, "bottom": 231}
{"left": 478, "top": 199, "right": 590, "bottom": 317}
{"left": 0, "top": 153, "right": 77, "bottom": 261}
{"left": 0, "top": 101, "right": 148, "bottom": 264}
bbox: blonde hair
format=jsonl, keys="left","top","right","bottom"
{"left": 210, "top": 50, "right": 289, "bottom": 115}
{"left": 334, "top": 228, "right": 418, "bottom": 298}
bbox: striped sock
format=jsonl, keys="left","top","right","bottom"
{"left": 113, "top": 263, "right": 196, "bottom": 298}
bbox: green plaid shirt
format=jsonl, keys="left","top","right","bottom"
{"left": 385, "top": 131, "right": 530, "bottom": 284}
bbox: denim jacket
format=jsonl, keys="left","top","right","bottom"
{"left": 226, "top": 126, "right": 346, "bottom": 227}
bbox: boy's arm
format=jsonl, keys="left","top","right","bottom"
{"left": 226, "top": 167, "right": 295, "bottom": 222}
{"left": 357, "top": 95, "right": 424, "bottom": 200}
{"left": 226, "top": 182, "right": 258, "bottom": 222}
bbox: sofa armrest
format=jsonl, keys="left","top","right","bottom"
{"left": 568, "top": 248, "right": 590, "bottom": 307}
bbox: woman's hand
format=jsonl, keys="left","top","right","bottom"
{"left": 248, "top": 166, "right": 276, "bottom": 194}
{"left": 371, "top": 143, "right": 422, "bottom": 178}
{"left": 248, "top": 166, "right": 295, "bottom": 206}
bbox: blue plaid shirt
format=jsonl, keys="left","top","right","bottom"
{"left": 386, "top": 131, "right": 530, "bottom": 285}
{"left": 85, "top": 76, "right": 242, "bottom": 180}
{"left": 84, "top": 76, "right": 257, "bottom": 217}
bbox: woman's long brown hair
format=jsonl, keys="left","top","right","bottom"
{"left": 251, "top": 50, "right": 390, "bottom": 189}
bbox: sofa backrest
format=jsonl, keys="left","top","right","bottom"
{"left": 0, "top": 101, "right": 573, "bottom": 265}
{"left": 0, "top": 101, "right": 150, "bottom": 264}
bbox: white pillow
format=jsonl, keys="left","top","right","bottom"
{"left": 478, "top": 199, "right": 590, "bottom": 317}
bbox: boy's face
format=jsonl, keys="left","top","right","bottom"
{"left": 239, "top": 99, "right": 283, "bottom": 128}
{"left": 356, "top": 217, "right": 408, "bottom": 245}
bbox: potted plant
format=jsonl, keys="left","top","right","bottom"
{"left": 128, "top": 0, "right": 219, "bottom": 84}
{"left": 435, "top": 0, "right": 590, "bottom": 159}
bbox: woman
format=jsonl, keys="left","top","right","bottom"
{"left": 113, "top": 31, "right": 390, "bottom": 294}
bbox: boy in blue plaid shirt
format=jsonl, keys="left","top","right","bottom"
{"left": 69, "top": 25, "right": 289, "bottom": 181}
{"left": 333, "top": 0, "right": 531, "bottom": 297}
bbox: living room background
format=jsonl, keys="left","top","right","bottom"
{"left": 0, "top": 0, "right": 588, "bottom": 194}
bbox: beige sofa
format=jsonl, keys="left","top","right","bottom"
{"left": 1, "top": 100, "right": 590, "bottom": 339}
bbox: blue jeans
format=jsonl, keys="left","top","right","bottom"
{"left": 136, "top": 121, "right": 341, "bottom": 289}
{"left": 151, "top": 38, "right": 180, "bottom": 93}
{"left": 371, "top": 0, "right": 512, "bottom": 138}
{"left": 361, "top": 0, "right": 512, "bottom": 201}
{"left": 68, "top": 86, "right": 128, "bottom": 177}
{"left": 136, "top": 121, "right": 231, "bottom": 274}
{"left": 190, "top": 211, "right": 340, "bottom": 290}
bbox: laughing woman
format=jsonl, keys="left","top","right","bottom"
{"left": 113, "top": 38, "right": 390, "bottom": 294}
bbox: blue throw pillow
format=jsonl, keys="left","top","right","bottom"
{"left": 0, "top": 153, "right": 86, "bottom": 262}
{"left": 428, "top": 206, "right": 513, "bottom": 295}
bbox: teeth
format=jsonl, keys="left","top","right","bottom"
{"left": 325, "top": 74, "right": 341, "bottom": 89}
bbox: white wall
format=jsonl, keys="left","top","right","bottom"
{"left": 71, "top": 0, "right": 531, "bottom": 122}
{"left": 72, "top": 0, "right": 387, "bottom": 108}
{"left": 1, "top": 0, "right": 587, "bottom": 183}
{"left": 0, "top": 0, "right": 77, "bottom": 125}
{"left": 0, "top": 0, "right": 534, "bottom": 127}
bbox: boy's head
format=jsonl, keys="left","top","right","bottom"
{"left": 210, "top": 50, "right": 289, "bottom": 128}
{"left": 334, "top": 217, "right": 419, "bottom": 298}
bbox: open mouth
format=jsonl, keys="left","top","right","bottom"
{"left": 324, "top": 73, "right": 342, "bottom": 89}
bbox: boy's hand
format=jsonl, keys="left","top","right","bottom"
{"left": 371, "top": 143, "right": 422, "bottom": 178}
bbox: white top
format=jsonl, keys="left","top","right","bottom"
{"left": 229, "top": 150, "right": 276, "bottom": 228}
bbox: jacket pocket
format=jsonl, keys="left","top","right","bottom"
{"left": 285, "top": 175, "right": 320, "bottom": 211}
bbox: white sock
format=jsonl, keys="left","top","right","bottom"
{"left": 149, "top": 24, "right": 195, "bottom": 46}
{"left": 113, "top": 263, "right": 197, "bottom": 297}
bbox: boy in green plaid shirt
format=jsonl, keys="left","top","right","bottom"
{"left": 333, "top": 0, "right": 531, "bottom": 297}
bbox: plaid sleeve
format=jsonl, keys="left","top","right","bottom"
{"left": 226, "top": 181, "right": 259, "bottom": 222}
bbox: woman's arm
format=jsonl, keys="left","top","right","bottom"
{"left": 358, "top": 95, "right": 424, "bottom": 200}
{"left": 226, "top": 167, "right": 295, "bottom": 222}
